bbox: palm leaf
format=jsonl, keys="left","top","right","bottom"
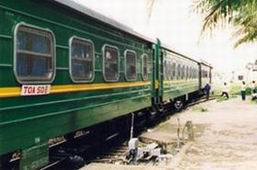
{"left": 195, "top": 0, "right": 257, "bottom": 47}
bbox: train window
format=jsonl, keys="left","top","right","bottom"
{"left": 192, "top": 68, "right": 195, "bottom": 79}
{"left": 103, "top": 45, "right": 119, "bottom": 82}
{"left": 181, "top": 65, "right": 185, "bottom": 79}
{"left": 202, "top": 70, "right": 205, "bottom": 78}
{"left": 163, "top": 60, "right": 167, "bottom": 80}
{"left": 177, "top": 64, "right": 181, "bottom": 79}
{"left": 186, "top": 66, "right": 189, "bottom": 80}
{"left": 125, "top": 50, "right": 137, "bottom": 81}
{"left": 165, "top": 61, "right": 169, "bottom": 80}
{"left": 189, "top": 67, "right": 193, "bottom": 79}
{"left": 172, "top": 63, "right": 176, "bottom": 80}
{"left": 166, "top": 61, "right": 169, "bottom": 80}
{"left": 14, "top": 23, "right": 55, "bottom": 83}
{"left": 168, "top": 61, "right": 172, "bottom": 80}
{"left": 181, "top": 65, "right": 183, "bottom": 79}
{"left": 142, "top": 54, "right": 148, "bottom": 80}
{"left": 70, "top": 37, "right": 94, "bottom": 83}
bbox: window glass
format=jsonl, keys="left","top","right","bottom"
{"left": 168, "top": 61, "right": 172, "bottom": 80}
{"left": 189, "top": 67, "right": 193, "bottom": 79}
{"left": 103, "top": 45, "right": 119, "bottom": 81}
{"left": 70, "top": 37, "right": 94, "bottom": 82}
{"left": 186, "top": 66, "right": 189, "bottom": 80}
{"left": 15, "top": 24, "right": 54, "bottom": 83}
{"left": 181, "top": 65, "right": 185, "bottom": 79}
{"left": 177, "top": 64, "right": 181, "bottom": 79}
{"left": 172, "top": 62, "right": 176, "bottom": 80}
{"left": 142, "top": 54, "right": 148, "bottom": 80}
{"left": 125, "top": 50, "right": 137, "bottom": 81}
{"left": 166, "top": 61, "right": 169, "bottom": 80}
{"left": 164, "top": 60, "right": 168, "bottom": 80}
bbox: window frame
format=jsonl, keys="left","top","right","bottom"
{"left": 124, "top": 49, "right": 137, "bottom": 82}
{"left": 14, "top": 22, "right": 56, "bottom": 84}
{"left": 141, "top": 53, "right": 148, "bottom": 81}
{"left": 69, "top": 36, "right": 95, "bottom": 83}
{"left": 102, "top": 44, "right": 120, "bottom": 82}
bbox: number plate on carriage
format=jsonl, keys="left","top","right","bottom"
{"left": 21, "top": 85, "right": 51, "bottom": 96}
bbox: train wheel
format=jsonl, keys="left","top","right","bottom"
{"left": 174, "top": 100, "right": 184, "bottom": 111}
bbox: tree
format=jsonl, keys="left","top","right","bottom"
{"left": 194, "top": 0, "right": 257, "bottom": 47}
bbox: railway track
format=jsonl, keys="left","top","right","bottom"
{"left": 1, "top": 96, "right": 213, "bottom": 170}
{"left": 36, "top": 96, "right": 214, "bottom": 170}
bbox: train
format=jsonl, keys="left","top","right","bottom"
{"left": 0, "top": 0, "right": 212, "bottom": 169}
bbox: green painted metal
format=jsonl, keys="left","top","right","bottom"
{"left": 0, "top": 1, "right": 212, "bottom": 168}
{"left": 152, "top": 39, "right": 162, "bottom": 105}
{"left": 163, "top": 82, "right": 199, "bottom": 101}
{"left": 160, "top": 45, "right": 201, "bottom": 102}
{"left": 0, "top": 0, "right": 153, "bottom": 161}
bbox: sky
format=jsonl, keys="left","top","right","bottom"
{"left": 72, "top": 0, "right": 257, "bottom": 74}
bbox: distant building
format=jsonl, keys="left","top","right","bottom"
{"left": 233, "top": 60, "right": 257, "bottom": 83}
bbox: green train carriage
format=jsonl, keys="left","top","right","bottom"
{"left": 0, "top": 0, "right": 212, "bottom": 169}
{"left": 0, "top": 0, "right": 155, "bottom": 169}
{"left": 155, "top": 45, "right": 212, "bottom": 109}
{"left": 155, "top": 45, "right": 201, "bottom": 109}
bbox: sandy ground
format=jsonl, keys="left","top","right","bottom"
{"left": 175, "top": 97, "right": 257, "bottom": 170}
{"left": 83, "top": 97, "right": 257, "bottom": 170}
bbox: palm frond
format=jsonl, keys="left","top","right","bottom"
{"left": 195, "top": 0, "right": 257, "bottom": 47}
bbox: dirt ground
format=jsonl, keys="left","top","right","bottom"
{"left": 83, "top": 97, "right": 257, "bottom": 170}
{"left": 174, "top": 97, "right": 257, "bottom": 170}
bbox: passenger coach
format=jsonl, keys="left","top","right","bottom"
{"left": 0, "top": 1, "right": 153, "bottom": 169}
{"left": 0, "top": 0, "right": 212, "bottom": 169}
{"left": 161, "top": 46, "right": 201, "bottom": 109}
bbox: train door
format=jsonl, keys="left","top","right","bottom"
{"left": 198, "top": 63, "right": 202, "bottom": 90}
{"left": 152, "top": 39, "right": 162, "bottom": 106}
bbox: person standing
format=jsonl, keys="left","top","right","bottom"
{"left": 221, "top": 82, "right": 229, "bottom": 99}
{"left": 204, "top": 83, "right": 211, "bottom": 100}
{"left": 251, "top": 81, "right": 257, "bottom": 100}
{"left": 241, "top": 81, "right": 246, "bottom": 101}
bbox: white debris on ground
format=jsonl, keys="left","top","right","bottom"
{"left": 175, "top": 97, "right": 257, "bottom": 170}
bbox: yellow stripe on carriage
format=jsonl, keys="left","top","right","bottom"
{"left": 0, "top": 81, "right": 151, "bottom": 98}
